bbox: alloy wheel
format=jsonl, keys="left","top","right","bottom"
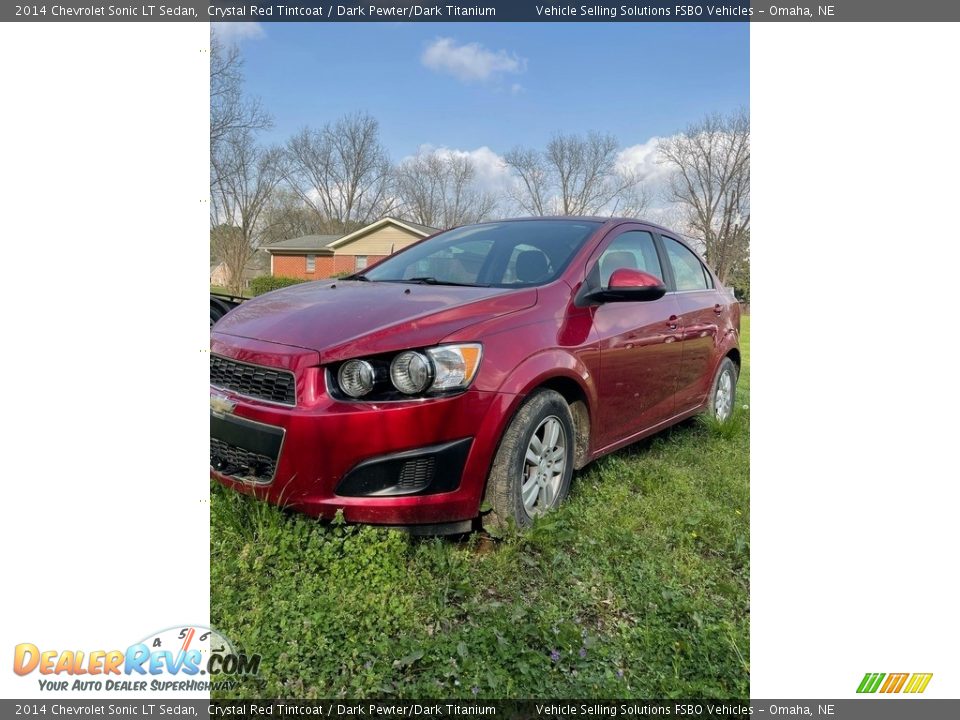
{"left": 520, "top": 415, "right": 567, "bottom": 517}
{"left": 715, "top": 368, "right": 734, "bottom": 421}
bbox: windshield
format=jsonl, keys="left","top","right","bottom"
{"left": 360, "top": 219, "right": 602, "bottom": 288}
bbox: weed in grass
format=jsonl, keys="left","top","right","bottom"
{"left": 699, "top": 408, "right": 748, "bottom": 440}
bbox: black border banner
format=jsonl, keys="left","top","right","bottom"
{"left": 6, "top": 1, "right": 960, "bottom": 23}
{"left": 3, "top": 700, "right": 960, "bottom": 719}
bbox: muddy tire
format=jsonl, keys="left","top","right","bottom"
{"left": 482, "top": 389, "right": 575, "bottom": 532}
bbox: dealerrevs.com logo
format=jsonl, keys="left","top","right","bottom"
{"left": 857, "top": 672, "right": 933, "bottom": 694}
{"left": 13, "top": 625, "right": 260, "bottom": 692}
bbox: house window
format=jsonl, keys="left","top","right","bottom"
{"left": 355, "top": 256, "right": 368, "bottom": 270}
{"left": 306, "top": 254, "right": 316, "bottom": 272}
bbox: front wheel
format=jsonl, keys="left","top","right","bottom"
{"left": 708, "top": 357, "right": 738, "bottom": 421}
{"left": 482, "top": 389, "right": 575, "bottom": 532}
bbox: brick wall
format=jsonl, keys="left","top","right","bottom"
{"left": 271, "top": 254, "right": 389, "bottom": 279}
{"left": 359, "top": 255, "right": 388, "bottom": 271}
{"left": 271, "top": 254, "right": 333, "bottom": 280}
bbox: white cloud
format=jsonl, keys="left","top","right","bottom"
{"left": 421, "top": 38, "right": 527, "bottom": 83}
{"left": 407, "top": 145, "right": 513, "bottom": 195}
{"left": 616, "top": 136, "right": 674, "bottom": 184}
{"left": 616, "top": 135, "right": 685, "bottom": 218}
{"left": 212, "top": 22, "right": 265, "bottom": 43}
{"left": 510, "top": 83, "right": 525, "bottom": 96}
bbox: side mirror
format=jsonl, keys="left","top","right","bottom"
{"left": 586, "top": 268, "right": 667, "bottom": 303}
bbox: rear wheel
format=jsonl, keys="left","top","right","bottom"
{"left": 482, "top": 389, "right": 575, "bottom": 532}
{"left": 708, "top": 357, "right": 738, "bottom": 421}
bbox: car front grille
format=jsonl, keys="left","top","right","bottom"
{"left": 210, "top": 355, "right": 296, "bottom": 406}
{"left": 210, "top": 437, "right": 277, "bottom": 484}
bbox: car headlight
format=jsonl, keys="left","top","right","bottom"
{"left": 426, "top": 344, "right": 483, "bottom": 391}
{"left": 338, "top": 359, "right": 376, "bottom": 398}
{"left": 333, "top": 344, "right": 483, "bottom": 400}
{"left": 390, "top": 351, "right": 433, "bottom": 395}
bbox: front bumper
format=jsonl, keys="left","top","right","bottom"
{"left": 210, "top": 336, "right": 515, "bottom": 526}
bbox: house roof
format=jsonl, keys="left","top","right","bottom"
{"left": 325, "top": 217, "right": 438, "bottom": 250}
{"left": 264, "top": 234, "right": 342, "bottom": 254}
{"left": 394, "top": 219, "right": 438, "bottom": 236}
{"left": 264, "top": 218, "right": 439, "bottom": 255}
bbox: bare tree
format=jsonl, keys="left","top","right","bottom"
{"left": 502, "top": 147, "right": 549, "bottom": 216}
{"left": 504, "top": 132, "right": 647, "bottom": 216}
{"left": 396, "top": 150, "right": 497, "bottom": 229}
{"left": 210, "top": 129, "right": 285, "bottom": 293}
{"left": 658, "top": 110, "right": 750, "bottom": 285}
{"left": 258, "top": 188, "right": 329, "bottom": 246}
{"left": 210, "top": 34, "right": 270, "bottom": 156}
{"left": 284, "top": 112, "right": 396, "bottom": 233}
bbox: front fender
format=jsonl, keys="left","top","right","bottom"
{"left": 497, "top": 349, "right": 597, "bottom": 405}
{"left": 490, "top": 349, "right": 599, "bottom": 454}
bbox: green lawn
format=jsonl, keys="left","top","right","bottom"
{"left": 211, "top": 318, "right": 750, "bottom": 699}
{"left": 211, "top": 285, "right": 251, "bottom": 298}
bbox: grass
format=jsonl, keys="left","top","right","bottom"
{"left": 211, "top": 318, "right": 750, "bottom": 699}
{"left": 211, "top": 285, "right": 251, "bottom": 298}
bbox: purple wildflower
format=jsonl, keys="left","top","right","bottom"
{"left": 579, "top": 648, "right": 587, "bottom": 659}
{"left": 550, "top": 649, "right": 561, "bottom": 662}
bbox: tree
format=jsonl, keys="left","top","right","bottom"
{"left": 396, "top": 149, "right": 497, "bottom": 229}
{"left": 284, "top": 112, "right": 396, "bottom": 233}
{"left": 503, "top": 132, "right": 647, "bottom": 216}
{"left": 658, "top": 110, "right": 750, "bottom": 285}
{"left": 210, "top": 129, "right": 284, "bottom": 293}
{"left": 210, "top": 34, "right": 270, "bottom": 154}
{"left": 502, "top": 147, "right": 549, "bottom": 216}
{"left": 258, "top": 188, "right": 330, "bottom": 246}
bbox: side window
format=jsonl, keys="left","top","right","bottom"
{"left": 663, "top": 237, "right": 709, "bottom": 291}
{"left": 596, "top": 231, "right": 662, "bottom": 286}
{"left": 306, "top": 254, "right": 316, "bottom": 273}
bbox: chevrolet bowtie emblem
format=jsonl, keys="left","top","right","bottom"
{"left": 210, "top": 394, "right": 237, "bottom": 416}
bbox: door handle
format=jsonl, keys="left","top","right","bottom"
{"left": 667, "top": 315, "right": 679, "bottom": 331}
{"left": 713, "top": 304, "right": 723, "bottom": 315}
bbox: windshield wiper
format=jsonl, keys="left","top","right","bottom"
{"left": 389, "top": 277, "right": 488, "bottom": 287}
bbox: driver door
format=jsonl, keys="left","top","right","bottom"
{"left": 588, "top": 227, "right": 683, "bottom": 448}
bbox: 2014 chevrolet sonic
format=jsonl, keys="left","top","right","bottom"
{"left": 210, "top": 217, "right": 741, "bottom": 533}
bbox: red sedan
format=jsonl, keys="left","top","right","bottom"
{"left": 210, "top": 218, "right": 740, "bottom": 533}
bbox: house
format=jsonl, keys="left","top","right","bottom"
{"left": 210, "top": 249, "right": 271, "bottom": 289}
{"left": 265, "top": 217, "right": 438, "bottom": 280}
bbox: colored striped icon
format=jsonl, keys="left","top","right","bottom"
{"left": 857, "top": 672, "right": 932, "bottom": 694}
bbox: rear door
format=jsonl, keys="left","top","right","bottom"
{"left": 659, "top": 234, "right": 724, "bottom": 412}
{"left": 588, "top": 225, "right": 683, "bottom": 448}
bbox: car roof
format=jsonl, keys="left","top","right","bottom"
{"left": 466, "top": 216, "right": 680, "bottom": 235}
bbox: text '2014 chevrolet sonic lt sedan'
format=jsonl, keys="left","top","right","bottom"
{"left": 210, "top": 217, "right": 740, "bottom": 533}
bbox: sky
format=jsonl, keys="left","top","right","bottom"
{"left": 215, "top": 21, "right": 748, "bottom": 207}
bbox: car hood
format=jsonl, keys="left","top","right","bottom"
{"left": 213, "top": 280, "right": 537, "bottom": 361}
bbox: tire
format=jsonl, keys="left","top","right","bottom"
{"left": 210, "top": 299, "right": 229, "bottom": 327}
{"left": 707, "top": 357, "right": 738, "bottom": 421}
{"left": 482, "top": 389, "right": 576, "bottom": 532}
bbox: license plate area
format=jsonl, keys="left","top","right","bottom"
{"left": 210, "top": 412, "right": 285, "bottom": 484}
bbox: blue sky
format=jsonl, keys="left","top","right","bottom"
{"left": 227, "top": 22, "right": 748, "bottom": 158}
